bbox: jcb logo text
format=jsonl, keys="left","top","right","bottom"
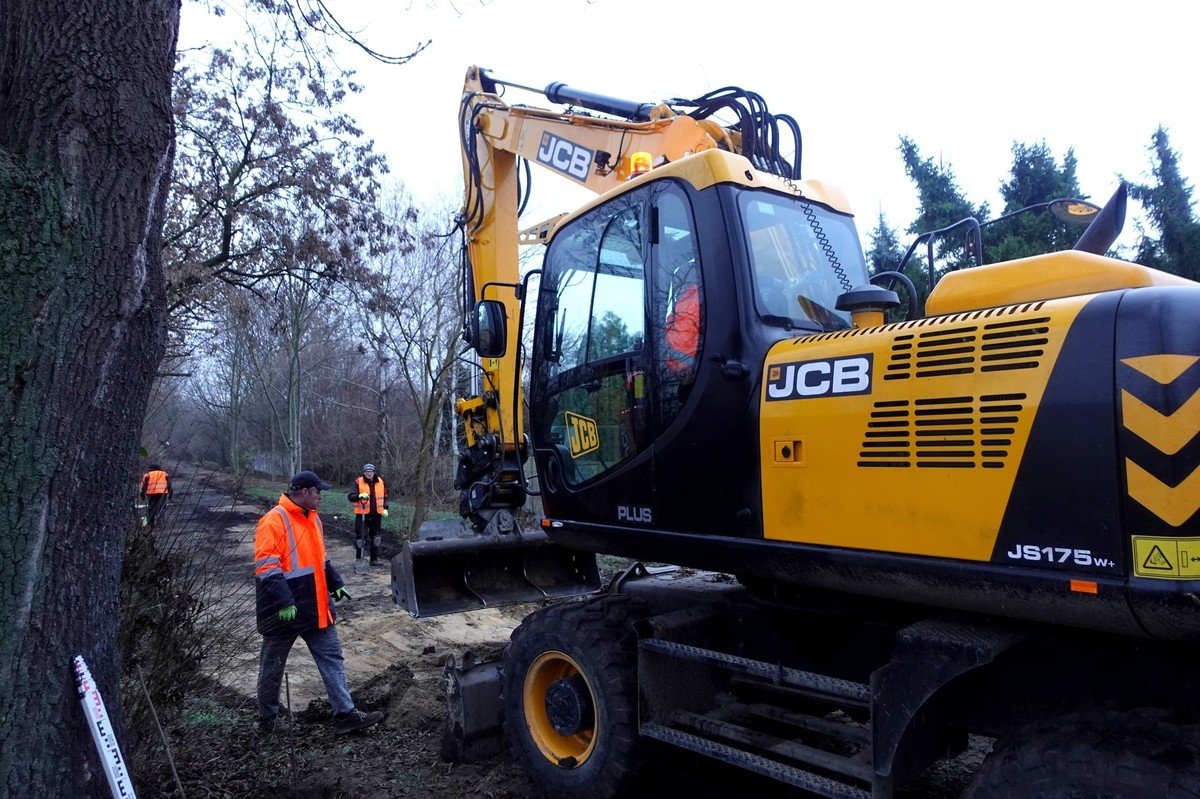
{"left": 537, "top": 134, "right": 593, "bottom": 182}
{"left": 565, "top": 412, "right": 600, "bottom": 457}
{"left": 766, "top": 355, "right": 873, "bottom": 401}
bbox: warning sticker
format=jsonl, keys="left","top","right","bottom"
{"left": 1132, "top": 536, "right": 1200, "bottom": 579}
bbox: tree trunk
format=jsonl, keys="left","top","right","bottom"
{"left": 227, "top": 332, "right": 246, "bottom": 469}
{"left": 377, "top": 353, "right": 390, "bottom": 473}
{"left": 407, "top": 333, "right": 459, "bottom": 539}
{"left": 286, "top": 295, "right": 305, "bottom": 475}
{"left": 406, "top": 380, "right": 442, "bottom": 539}
{"left": 288, "top": 342, "right": 302, "bottom": 475}
{"left": 0, "top": 2, "right": 177, "bottom": 795}
{"left": 408, "top": 417, "right": 436, "bottom": 540}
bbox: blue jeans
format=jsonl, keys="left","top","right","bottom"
{"left": 257, "top": 625, "right": 354, "bottom": 719}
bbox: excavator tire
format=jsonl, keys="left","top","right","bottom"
{"left": 964, "top": 706, "right": 1200, "bottom": 798}
{"left": 502, "top": 594, "right": 648, "bottom": 799}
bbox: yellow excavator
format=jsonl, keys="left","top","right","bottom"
{"left": 391, "top": 66, "right": 1200, "bottom": 798}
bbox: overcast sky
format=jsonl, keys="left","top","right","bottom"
{"left": 187, "top": 0, "right": 1199, "bottom": 246}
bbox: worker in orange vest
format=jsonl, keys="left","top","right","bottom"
{"left": 254, "top": 471, "right": 384, "bottom": 735}
{"left": 347, "top": 463, "right": 388, "bottom": 567}
{"left": 140, "top": 465, "right": 172, "bottom": 530}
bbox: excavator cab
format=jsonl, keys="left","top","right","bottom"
{"left": 529, "top": 158, "right": 873, "bottom": 543}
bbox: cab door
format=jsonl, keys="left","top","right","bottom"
{"left": 532, "top": 188, "right": 654, "bottom": 520}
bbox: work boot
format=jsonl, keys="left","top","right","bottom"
{"left": 333, "top": 708, "right": 384, "bottom": 734}
{"left": 369, "top": 559, "right": 380, "bottom": 567}
{"left": 257, "top": 714, "right": 292, "bottom": 735}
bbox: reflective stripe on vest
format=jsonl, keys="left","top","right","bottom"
{"left": 255, "top": 554, "right": 283, "bottom": 576}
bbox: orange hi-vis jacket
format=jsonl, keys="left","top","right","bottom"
{"left": 254, "top": 494, "right": 345, "bottom": 637}
{"left": 142, "top": 469, "right": 170, "bottom": 496}
{"left": 351, "top": 475, "right": 387, "bottom": 516}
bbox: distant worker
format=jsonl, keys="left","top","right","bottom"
{"left": 140, "top": 464, "right": 172, "bottom": 529}
{"left": 348, "top": 463, "right": 388, "bottom": 568}
{"left": 253, "top": 470, "right": 384, "bottom": 735}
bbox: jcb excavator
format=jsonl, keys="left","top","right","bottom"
{"left": 391, "top": 66, "right": 1200, "bottom": 798}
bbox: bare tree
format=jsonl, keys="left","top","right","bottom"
{"left": 188, "top": 290, "right": 257, "bottom": 468}
{"left": 244, "top": 265, "right": 326, "bottom": 473}
{"left": 164, "top": 13, "right": 389, "bottom": 360}
{"left": 355, "top": 197, "right": 463, "bottom": 536}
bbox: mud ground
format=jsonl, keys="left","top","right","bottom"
{"left": 132, "top": 466, "right": 984, "bottom": 798}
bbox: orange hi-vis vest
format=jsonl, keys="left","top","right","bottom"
{"left": 253, "top": 494, "right": 344, "bottom": 636}
{"left": 144, "top": 470, "right": 169, "bottom": 495}
{"left": 353, "top": 475, "right": 387, "bottom": 515}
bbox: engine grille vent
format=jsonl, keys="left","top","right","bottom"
{"left": 884, "top": 317, "right": 1050, "bottom": 381}
{"left": 858, "top": 393, "right": 1027, "bottom": 469}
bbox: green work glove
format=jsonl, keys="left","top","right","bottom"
{"left": 380, "top": 508, "right": 388, "bottom": 517}
{"left": 278, "top": 605, "right": 297, "bottom": 623}
{"left": 358, "top": 493, "right": 369, "bottom": 500}
{"left": 332, "top": 587, "right": 351, "bottom": 601}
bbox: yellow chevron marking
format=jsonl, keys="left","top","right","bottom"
{"left": 1126, "top": 459, "right": 1200, "bottom": 527}
{"left": 1122, "top": 354, "right": 1200, "bottom": 384}
{"left": 1121, "top": 388, "right": 1200, "bottom": 455}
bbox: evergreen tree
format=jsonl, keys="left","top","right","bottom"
{"left": 866, "top": 211, "right": 904, "bottom": 274}
{"left": 1128, "top": 127, "right": 1200, "bottom": 280}
{"left": 867, "top": 211, "right": 927, "bottom": 318}
{"left": 588, "top": 310, "right": 634, "bottom": 360}
{"left": 987, "top": 142, "right": 1084, "bottom": 264}
{"left": 899, "top": 137, "right": 988, "bottom": 278}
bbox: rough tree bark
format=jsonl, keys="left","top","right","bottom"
{"left": 0, "top": 2, "right": 177, "bottom": 795}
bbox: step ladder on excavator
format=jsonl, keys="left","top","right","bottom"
{"left": 640, "top": 635, "right": 875, "bottom": 799}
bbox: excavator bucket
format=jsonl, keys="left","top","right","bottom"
{"left": 391, "top": 519, "right": 601, "bottom": 617}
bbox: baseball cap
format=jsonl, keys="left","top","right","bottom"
{"left": 362, "top": 463, "right": 376, "bottom": 472}
{"left": 289, "top": 471, "right": 332, "bottom": 491}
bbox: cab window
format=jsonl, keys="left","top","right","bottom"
{"left": 738, "top": 192, "right": 869, "bottom": 331}
{"left": 535, "top": 196, "right": 648, "bottom": 487}
{"left": 648, "top": 185, "right": 703, "bottom": 428}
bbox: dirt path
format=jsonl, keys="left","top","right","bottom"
{"left": 137, "top": 466, "right": 536, "bottom": 798}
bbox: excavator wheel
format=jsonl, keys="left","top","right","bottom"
{"left": 503, "top": 594, "right": 648, "bottom": 799}
{"left": 964, "top": 706, "right": 1200, "bottom": 798}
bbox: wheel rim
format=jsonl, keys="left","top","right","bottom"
{"left": 523, "top": 650, "right": 598, "bottom": 766}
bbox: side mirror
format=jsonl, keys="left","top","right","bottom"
{"left": 471, "top": 300, "right": 508, "bottom": 358}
